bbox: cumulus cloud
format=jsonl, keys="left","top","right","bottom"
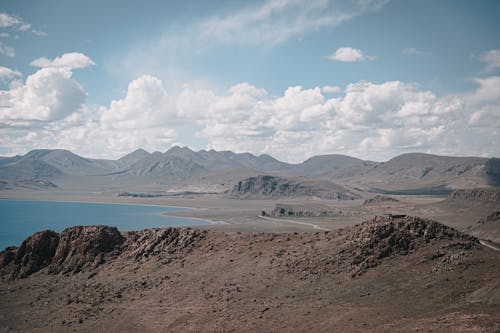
{"left": 0, "top": 72, "right": 177, "bottom": 158}
{"left": 327, "top": 47, "right": 375, "bottom": 62}
{"left": 101, "top": 75, "right": 176, "bottom": 130}
{"left": 173, "top": 77, "right": 499, "bottom": 161}
{"left": 2, "top": 57, "right": 500, "bottom": 161}
{"left": 31, "top": 53, "right": 95, "bottom": 69}
{"left": 0, "top": 54, "right": 94, "bottom": 126}
{"left": 479, "top": 48, "right": 500, "bottom": 70}
{"left": 0, "top": 66, "right": 87, "bottom": 126}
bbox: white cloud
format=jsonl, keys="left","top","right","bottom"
{"left": 322, "top": 85, "right": 342, "bottom": 93}
{"left": 31, "top": 53, "right": 95, "bottom": 70}
{"left": 0, "top": 12, "right": 34, "bottom": 33}
{"left": 115, "top": 0, "right": 388, "bottom": 79}
{"left": 401, "top": 47, "right": 429, "bottom": 55}
{"left": 467, "top": 76, "right": 500, "bottom": 103}
{"left": 0, "top": 41, "right": 15, "bottom": 57}
{"left": 479, "top": 48, "right": 500, "bottom": 70}
{"left": 2, "top": 57, "right": 500, "bottom": 161}
{"left": 0, "top": 66, "right": 22, "bottom": 83}
{"left": 101, "top": 75, "right": 175, "bottom": 130}
{"left": 0, "top": 13, "right": 22, "bottom": 28}
{"left": 327, "top": 47, "right": 375, "bottom": 62}
{"left": 0, "top": 66, "right": 87, "bottom": 125}
{"left": 196, "top": 0, "right": 387, "bottom": 46}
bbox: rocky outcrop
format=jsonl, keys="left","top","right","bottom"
{"left": 123, "top": 228, "right": 204, "bottom": 260}
{"left": 50, "top": 226, "right": 125, "bottom": 274}
{"left": 286, "top": 216, "right": 480, "bottom": 278}
{"left": 269, "top": 203, "right": 360, "bottom": 217}
{"left": 449, "top": 188, "right": 500, "bottom": 202}
{"left": 0, "top": 230, "right": 59, "bottom": 278}
{"left": 363, "top": 195, "right": 399, "bottom": 205}
{"left": 0, "top": 226, "right": 204, "bottom": 279}
{"left": 230, "top": 175, "right": 359, "bottom": 200}
{"left": 336, "top": 216, "right": 479, "bottom": 276}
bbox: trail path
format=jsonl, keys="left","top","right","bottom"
{"left": 479, "top": 240, "right": 500, "bottom": 252}
{"left": 258, "top": 215, "right": 330, "bottom": 231}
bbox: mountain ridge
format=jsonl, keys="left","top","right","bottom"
{"left": 0, "top": 147, "right": 498, "bottom": 192}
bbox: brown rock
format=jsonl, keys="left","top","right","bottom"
{"left": 50, "top": 226, "right": 124, "bottom": 274}
{"left": 0, "top": 230, "right": 59, "bottom": 279}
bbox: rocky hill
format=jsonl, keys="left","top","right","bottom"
{"left": 229, "top": 175, "right": 359, "bottom": 200}
{"left": 0, "top": 226, "right": 202, "bottom": 279}
{"left": 1, "top": 217, "right": 497, "bottom": 332}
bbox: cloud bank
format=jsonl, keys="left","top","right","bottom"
{"left": 1, "top": 51, "right": 499, "bottom": 161}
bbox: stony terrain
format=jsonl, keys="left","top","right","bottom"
{"left": 1, "top": 216, "right": 499, "bottom": 332}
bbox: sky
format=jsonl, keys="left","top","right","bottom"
{"left": 0, "top": 0, "right": 499, "bottom": 163}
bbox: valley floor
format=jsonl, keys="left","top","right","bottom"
{"left": 1, "top": 189, "right": 499, "bottom": 237}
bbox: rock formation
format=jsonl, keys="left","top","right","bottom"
{"left": 230, "top": 175, "right": 359, "bottom": 200}
{"left": 363, "top": 195, "right": 399, "bottom": 205}
{"left": 50, "top": 226, "right": 125, "bottom": 274}
{"left": 449, "top": 188, "right": 500, "bottom": 202}
{"left": 0, "top": 226, "right": 204, "bottom": 279}
{"left": 0, "top": 230, "right": 59, "bottom": 278}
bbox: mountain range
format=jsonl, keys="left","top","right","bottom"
{"left": 0, "top": 147, "right": 499, "bottom": 195}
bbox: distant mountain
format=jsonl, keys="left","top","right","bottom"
{"left": 116, "top": 149, "right": 151, "bottom": 169}
{"left": 165, "top": 146, "right": 291, "bottom": 172}
{"left": 0, "top": 148, "right": 498, "bottom": 192}
{"left": 289, "top": 154, "right": 378, "bottom": 178}
{"left": 342, "top": 153, "right": 491, "bottom": 192}
{"left": 118, "top": 152, "right": 206, "bottom": 183}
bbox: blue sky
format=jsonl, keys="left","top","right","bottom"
{"left": 0, "top": 0, "right": 499, "bottom": 162}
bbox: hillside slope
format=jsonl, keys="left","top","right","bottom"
{"left": 0, "top": 217, "right": 498, "bottom": 332}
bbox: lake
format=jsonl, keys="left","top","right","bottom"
{"left": 0, "top": 200, "right": 210, "bottom": 250}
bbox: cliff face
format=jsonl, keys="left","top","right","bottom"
{"left": 229, "top": 175, "right": 359, "bottom": 200}
{"left": 484, "top": 158, "right": 500, "bottom": 186}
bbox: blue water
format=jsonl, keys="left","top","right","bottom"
{"left": 0, "top": 200, "right": 209, "bottom": 250}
